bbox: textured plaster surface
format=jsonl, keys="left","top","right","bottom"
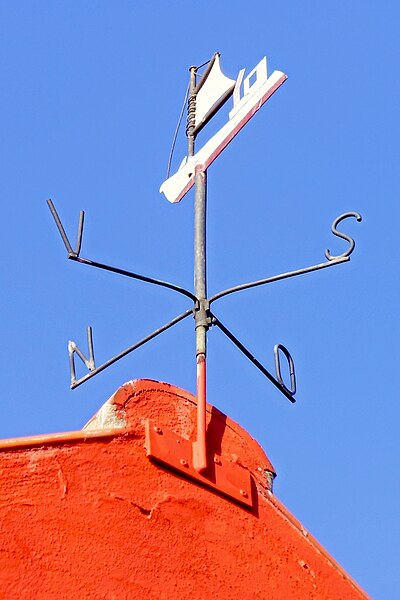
{"left": 0, "top": 379, "right": 369, "bottom": 599}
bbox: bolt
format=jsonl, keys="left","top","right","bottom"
{"left": 180, "top": 459, "right": 188, "bottom": 467}
{"left": 240, "top": 489, "right": 248, "bottom": 498}
{"left": 153, "top": 426, "right": 162, "bottom": 434}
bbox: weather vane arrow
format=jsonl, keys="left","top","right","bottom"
{"left": 160, "top": 54, "right": 287, "bottom": 204}
{"left": 48, "top": 52, "right": 362, "bottom": 479}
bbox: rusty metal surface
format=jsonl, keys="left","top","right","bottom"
{"left": 145, "top": 419, "right": 253, "bottom": 508}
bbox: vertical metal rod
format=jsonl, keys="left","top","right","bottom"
{"left": 193, "top": 168, "right": 208, "bottom": 473}
{"left": 194, "top": 353, "right": 207, "bottom": 471}
{"left": 187, "top": 64, "right": 208, "bottom": 472}
{"left": 194, "top": 169, "right": 207, "bottom": 313}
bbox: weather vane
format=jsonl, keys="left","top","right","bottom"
{"left": 48, "top": 52, "right": 361, "bottom": 485}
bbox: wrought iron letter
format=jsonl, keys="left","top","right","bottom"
{"left": 47, "top": 199, "right": 85, "bottom": 257}
{"left": 68, "top": 326, "right": 95, "bottom": 387}
{"left": 325, "top": 212, "right": 362, "bottom": 261}
{"left": 274, "top": 344, "right": 296, "bottom": 396}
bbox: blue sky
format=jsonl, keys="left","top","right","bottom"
{"left": 0, "top": 2, "right": 398, "bottom": 597}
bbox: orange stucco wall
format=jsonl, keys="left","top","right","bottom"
{"left": 0, "top": 380, "right": 368, "bottom": 599}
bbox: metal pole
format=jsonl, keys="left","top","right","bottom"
{"left": 194, "top": 169, "right": 207, "bottom": 340}
{"left": 193, "top": 168, "right": 208, "bottom": 472}
{"left": 188, "top": 64, "right": 208, "bottom": 473}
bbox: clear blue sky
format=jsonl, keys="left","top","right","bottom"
{"left": 0, "top": 2, "right": 398, "bottom": 597}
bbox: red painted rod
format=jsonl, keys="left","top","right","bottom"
{"left": 193, "top": 353, "right": 207, "bottom": 472}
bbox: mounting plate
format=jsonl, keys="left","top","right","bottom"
{"left": 145, "top": 419, "right": 253, "bottom": 508}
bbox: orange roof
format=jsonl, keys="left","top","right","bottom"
{"left": 0, "top": 379, "right": 369, "bottom": 599}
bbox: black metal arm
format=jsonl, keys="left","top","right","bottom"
{"left": 48, "top": 200, "right": 361, "bottom": 401}
{"left": 209, "top": 212, "right": 362, "bottom": 305}
{"left": 211, "top": 314, "right": 296, "bottom": 403}
{"left": 69, "top": 308, "right": 193, "bottom": 389}
{"left": 47, "top": 200, "right": 197, "bottom": 303}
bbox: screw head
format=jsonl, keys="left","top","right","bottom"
{"left": 214, "top": 456, "right": 221, "bottom": 465}
{"left": 180, "top": 459, "right": 188, "bottom": 467}
{"left": 153, "top": 426, "right": 162, "bottom": 434}
{"left": 240, "top": 489, "right": 248, "bottom": 498}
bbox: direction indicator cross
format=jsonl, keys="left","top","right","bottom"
{"left": 48, "top": 53, "right": 362, "bottom": 482}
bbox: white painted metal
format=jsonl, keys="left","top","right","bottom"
{"left": 160, "top": 57, "right": 287, "bottom": 204}
{"left": 194, "top": 54, "right": 236, "bottom": 132}
{"left": 230, "top": 57, "right": 268, "bottom": 119}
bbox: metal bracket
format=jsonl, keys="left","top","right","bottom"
{"left": 145, "top": 419, "right": 253, "bottom": 508}
{"left": 194, "top": 298, "right": 212, "bottom": 329}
